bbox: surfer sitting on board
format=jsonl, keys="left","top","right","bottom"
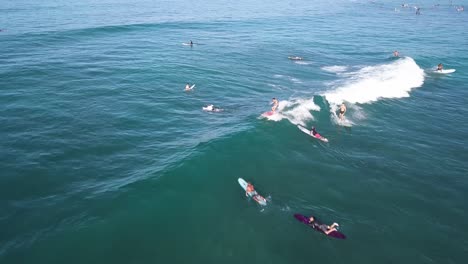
{"left": 271, "top": 98, "right": 279, "bottom": 113}
{"left": 339, "top": 103, "right": 346, "bottom": 120}
{"left": 437, "top": 63, "right": 443, "bottom": 71}
{"left": 309, "top": 216, "right": 339, "bottom": 235}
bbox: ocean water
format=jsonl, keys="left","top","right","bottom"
{"left": 1, "top": 0, "right": 468, "bottom": 263}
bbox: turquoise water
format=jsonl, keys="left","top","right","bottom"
{"left": 1, "top": 0, "right": 468, "bottom": 263}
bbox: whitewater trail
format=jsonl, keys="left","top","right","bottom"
{"left": 264, "top": 57, "right": 425, "bottom": 127}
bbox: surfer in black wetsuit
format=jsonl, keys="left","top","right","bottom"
{"left": 437, "top": 63, "right": 443, "bottom": 71}
{"left": 308, "top": 216, "right": 339, "bottom": 235}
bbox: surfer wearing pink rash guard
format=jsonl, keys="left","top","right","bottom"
{"left": 311, "top": 127, "right": 321, "bottom": 138}
{"left": 308, "top": 216, "right": 339, "bottom": 235}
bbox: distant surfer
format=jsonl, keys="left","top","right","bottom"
{"left": 415, "top": 7, "right": 421, "bottom": 15}
{"left": 393, "top": 50, "right": 399, "bottom": 57}
{"left": 190, "top": 40, "right": 193, "bottom": 45}
{"left": 437, "top": 63, "right": 443, "bottom": 71}
{"left": 271, "top": 98, "right": 279, "bottom": 113}
{"left": 339, "top": 103, "right": 347, "bottom": 120}
{"left": 203, "top": 104, "right": 222, "bottom": 112}
{"left": 288, "top": 56, "right": 303, "bottom": 61}
{"left": 308, "top": 216, "right": 339, "bottom": 235}
{"left": 185, "top": 83, "right": 195, "bottom": 91}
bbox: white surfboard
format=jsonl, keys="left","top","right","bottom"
{"left": 433, "top": 69, "right": 456, "bottom": 74}
{"left": 238, "top": 178, "right": 267, "bottom": 206}
{"left": 297, "top": 125, "right": 329, "bottom": 142}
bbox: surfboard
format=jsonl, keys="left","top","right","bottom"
{"left": 182, "top": 43, "right": 194, "bottom": 46}
{"left": 433, "top": 69, "right": 456, "bottom": 74}
{"left": 238, "top": 178, "right": 267, "bottom": 206}
{"left": 262, "top": 111, "right": 274, "bottom": 117}
{"left": 294, "top": 214, "right": 346, "bottom": 239}
{"left": 297, "top": 125, "right": 329, "bottom": 143}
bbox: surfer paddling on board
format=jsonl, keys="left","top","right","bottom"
{"left": 339, "top": 103, "right": 347, "bottom": 120}
{"left": 308, "top": 216, "right": 340, "bottom": 235}
{"left": 437, "top": 63, "right": 443, "bottom": 71}
{"left": 246, "top": 182, "right": 257, "bottom": 197}
{"left": 310, "top": 127, "right": 326, "bottom": 141}
{"left": 203, "top": 104, "right": 222, "bottom": 112}
{"left": 271, "top": 98, "right": 279, "bottom": 113}
{"left": 245, "top": 182, "right": 263, "bottom": 203}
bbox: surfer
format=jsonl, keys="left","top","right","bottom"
{"left": 246, "top": 182, "right": 256, "bottom": 196}
{"left": 190, "top": 40, "right": 193, "bottom": 45}
{"left": 288, "top": 56, "right": 303, "bottom": 60}
{"left": 308, "top": 216, "right": 339, "bottom": 235}
{"left": 437, "top": 63, "right": 443, "bottom": 71}
{"left": 415, "top": 7, "right": 421, "bottom": 15}
{"left": 310, "top": 127, "right": 321, "bottom": 138}
{"left": 339, "top": 103, "right": 347, "bottom": 120}
{"left": 203, "top": 104, "right": 222, "bottom": 112}
{"left": 185, "top": 83, "right": 191, "bottom": 91}
{"left": 393, "top": 50, "right": 399, "bottom": 57}
{"left": 271, "top": 98, "right": 279, "bottom": 113}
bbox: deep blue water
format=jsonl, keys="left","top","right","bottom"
{"left": 1, "top": 0, "right": 468, "bottom": 263}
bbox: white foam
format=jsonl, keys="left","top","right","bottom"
{"left": 262, "top": 99, "right": 320, "bottom": 126}
{"left": 324, "top": 57, "right": 424, "bottom": 125}
{"left": 324, "top": 57, "right": 424, "bottom": 105}
{"left": 322, "top": 65, "right": 349, "bottom": 73}
{"left": 294, "top": 61, "right": 311, "bottom": 65}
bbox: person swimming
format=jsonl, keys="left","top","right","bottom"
{"left": 339, "top": 103, "right": 346, "bottom": 120}
{"left": 271, "top": 98, "right": 279, "bottom": 113}
{"left": 393, "top": 50, "right": 399, "bottom": 57}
